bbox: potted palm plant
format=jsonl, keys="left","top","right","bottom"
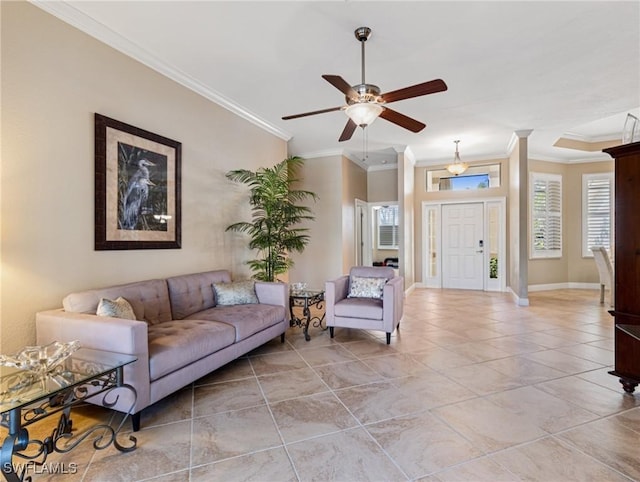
{"left": 225, "top": 156, "right": 317, "bottom": 282}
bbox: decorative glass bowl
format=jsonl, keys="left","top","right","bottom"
{"left": 0, "top": 340, "right": 80, "bottom": 376}
{"left": 291, "top": 282, "right": 308, "bottom": 294}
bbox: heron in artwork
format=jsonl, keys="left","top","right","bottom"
{"left": 121, "top": 158, "right": 155, "bottom": 230}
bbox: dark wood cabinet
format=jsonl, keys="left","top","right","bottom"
{"left": 604, "top": 141, "right": 640, "bottom": 393}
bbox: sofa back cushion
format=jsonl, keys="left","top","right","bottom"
{"left": 166, "top": 270, "right": 232, "bottom": 320}
{"left": 63, "top": 279, "right": 172, "bottom": 325}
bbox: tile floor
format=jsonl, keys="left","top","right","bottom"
{"left": 9, "top": 288, "right": 640, "bottom": 481}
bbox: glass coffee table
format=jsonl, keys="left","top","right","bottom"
{"left": 289, "top": 289, "right": 326, "bottom": 341}
{"left": 0, "top": 348, "right": 137, "bottom": 482}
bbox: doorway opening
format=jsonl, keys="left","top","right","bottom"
{"left": 354, "top": 199, "right": 399, "bottom": 270}
{"left": 422, "top": 198, "right": 506, "bottom": 291}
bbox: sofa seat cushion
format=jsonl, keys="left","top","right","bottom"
{"left": 148, "top": 320, "right": 235, "bottom": 381}
{"left": 335, "top": 297, "right": 383, "bottom": 320}
{"left": 185, "top": 304, "right": 285, "bottom": 342}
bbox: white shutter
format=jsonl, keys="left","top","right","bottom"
{"left": 378, "top": 205, "right": 399, "bottom": 249}
{"left": 582, "top": 173, "right": 613, "bottom": 257}
{"left": 379, "top": 225, "right": 398, "bottom": 247}
{"left": 530, "top": 173, "right": 562, "bottom": 258}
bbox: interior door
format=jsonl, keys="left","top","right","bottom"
{"left": 442, "top": 203, "right": 484, "bottom": 289}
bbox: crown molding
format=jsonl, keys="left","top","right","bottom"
{"left": 295, "top": 148, "right": 401, "bottom": 172}
{"left": 561, "top": 131, "right": 621, "bottom": 143}
{"left": 343, "top": 151, "right": 369, "bottom": 171}
{"left": 368, "top": 163, "right": 399, "bottom": 172}
{"left": 295, "top": 148, "right": 344, "bottom": 160}
{"left": 414, "top": 152, "right": 508, "bottom": 168}
{"left": 30, "top": 1, "right": 291, "bottom": 142}
{"left": 297, "top": 149, "right": 369, "bottom": 171}
{"left": 506, "top": 132, "right": 519, "bottom": 156}
{"left": 527, "top": 152, "right": 613, "bottom": 164}
{"left": 402, "top": 146, "right": 416, "bottom": 166}
{"left": 514, "top": 129, "right": 534, "bottom": 138}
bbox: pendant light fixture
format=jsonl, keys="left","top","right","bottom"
{"left": 446, "top": 140, "right": 468, "bottom": 176}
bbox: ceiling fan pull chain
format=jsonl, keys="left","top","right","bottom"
{"left": 362, "top": 126, "right": 369, "bottom": 162}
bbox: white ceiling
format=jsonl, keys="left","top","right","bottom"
{"left": 34, "top": 1, "right": 640, "bottom": 167}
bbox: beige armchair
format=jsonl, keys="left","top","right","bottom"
{"left": 591, "top": 246, "right": 614, "bottom": 307}
{"left": 325, "top": 266, "right": 404, "bottom": 344}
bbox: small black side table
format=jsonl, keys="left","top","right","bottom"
{"left": 289, "top": 289, "right": 326, "bottom": 341}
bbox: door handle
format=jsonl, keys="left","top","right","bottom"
{"left": 476, "top": 250, "right": 484, "bottom": 253}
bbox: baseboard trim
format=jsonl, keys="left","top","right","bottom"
{"left": 405, "top": 283, "right": 416, "bottom": 297}
{"left": 528, "top": 282, "right": 600, "bottom": 292}
{"left": 508, "top": 287, "right": 530, "bottom": 306}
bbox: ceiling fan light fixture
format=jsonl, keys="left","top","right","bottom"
{"left": 446, "top": 140, "right": 468, "bottom": 176}
{"left": 345, "top": 103, "right": 383, "bottom": 127}
{"left": 281, "top": 26, "right": 447, "bottom": 143}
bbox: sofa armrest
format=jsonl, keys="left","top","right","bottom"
{"left": 254, "top": 281, "right": 289, "bottom": 321}
{"left": 383, "top": 276, "right": 404, "bottom": 328}
{"left": 325, "top": 275, "right": 350, "bottom": 326}
{"left": 36, "top": 309, "right": 148, "bottom": 354}
{"left": 36, "top": 309, "right": 151, "bottom": 412}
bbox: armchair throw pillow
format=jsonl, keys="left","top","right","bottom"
{"left": 348, "top": 276, "right": 387, "bottom": 299}
{"left": 96, "top": 296, "right": 136, "bottom": 320}
{"left": 213, "top": 280, "right": 259, "bottom": 306}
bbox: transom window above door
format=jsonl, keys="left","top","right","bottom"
{"left": 426, "top": 163, "right": 501, "bottom": 192}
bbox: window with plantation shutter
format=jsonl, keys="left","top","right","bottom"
{"left": 582, "top": 172, "right": 613, "bottom": 257}
{"left": 530, "top": 172, "right": 562, "bottom": 258}
{"left": 377, "top": 205, "right": 398, "bottom": 249}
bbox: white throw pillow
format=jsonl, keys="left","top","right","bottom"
{"left": 96, "top": 296, "right": 136, "bottom": 320}
{"left": 348, "top": 276, "right": 387, "bottom": 299}
{"left": 213, "top": 280, "right": 259, "bottom": 306}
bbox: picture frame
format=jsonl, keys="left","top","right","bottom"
{"left": 94, "top": 113, "right": 181, "bottom": 250}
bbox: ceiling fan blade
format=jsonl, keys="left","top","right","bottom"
{"left": 380, "top": 107, "right": 426, "bottom": 133}
{"left": 339, "top": 119, "right": 358, "bottom": 142}
{"left": 381, "top": 79, "right": 448, "bottom": 104}
{"left": 282, "top": 106, "right": 343, "bottom": 120}
{"left": 322, "top": 75, "right": 358, "bottom": 101}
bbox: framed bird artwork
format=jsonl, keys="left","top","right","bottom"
{"left": 94, "top": 113, "right": 181, "bottom": 250}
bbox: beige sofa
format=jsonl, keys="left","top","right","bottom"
{"left": 36, "top": 270, "right": 289, "bottom": 431}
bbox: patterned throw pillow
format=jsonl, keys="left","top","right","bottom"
{"left": 96, "top": 296, "right": 136, "bottom": 320}
{"left": 348, "top": 276, "right": 387, "bottom": 299}
{"left": 213, "top": 280, "right": 259, "bottom": 306}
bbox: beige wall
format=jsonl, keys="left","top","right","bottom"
{"left": 367, "top": 168, "right": 398, "bottom": 202}
{"left": 528, "top": 159, "right": 614, "bottom": 286}
{"left": 289, "top": 155, "right": 344, "bottom": 289}
{"left": 1, "top": 2, "right": 286, "bottom": 352}
{"left": 566, "top": 160, "right": 614, "bottom": 283}
{"left": 341, "top": 157, "right": 368, "bottom": 274}
{"left": 527, "top": 159, "right": 568, "bottom": 285}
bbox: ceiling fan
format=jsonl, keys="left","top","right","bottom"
{"left": 282, "top": 26, "right": 448, "bottom": 142}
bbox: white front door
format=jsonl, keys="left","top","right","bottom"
{"left": 442, "top": 203, "right": 484, "bottom": 289}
